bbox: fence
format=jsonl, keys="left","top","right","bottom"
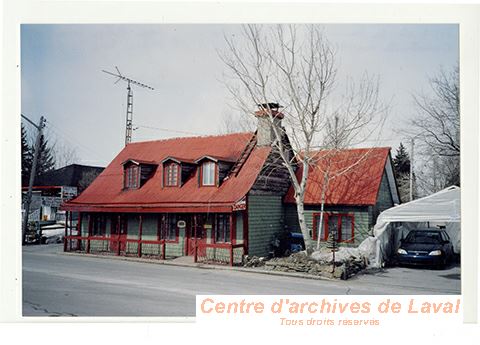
{"left": 194, "top": 240, "right": 245, "bottom": 266}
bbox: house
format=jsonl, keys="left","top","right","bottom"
{"left": 22, "top": 164, "right": 104, "bottom": 222}
{"left": 62, "top": 106, "right": 399, "bottom": 264}
{"left": 33, "top": 163, "right": 105, "bottom": 193}
{"left": 284, "top": 147, "right": 400, "bottom": 246}
{"left": 62, "top": 108, "right": 292, "bottom": 264}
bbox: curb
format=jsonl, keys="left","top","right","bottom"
{"left": 60, "top": 251, "right": 336, "bottom": 282}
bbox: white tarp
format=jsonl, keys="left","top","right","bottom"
{"left": 370, "top": 186, "right": 460, "bottom": 267}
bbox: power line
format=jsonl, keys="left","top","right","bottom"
{"left": 45, "top": 119, "right": 104, "bottom": 160}
{"left": 135, "top": 124, "right": 205, "bottom": 137}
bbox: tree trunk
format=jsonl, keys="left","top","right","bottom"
{"left": 316, "top": 171, "right": 330, "bottom": 250}
{"left": 294, "top": 196, "right": 313, "bottom": 254}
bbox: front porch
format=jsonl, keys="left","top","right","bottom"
{"left": 63, "top": 210, "right": 247, "bottom": 266}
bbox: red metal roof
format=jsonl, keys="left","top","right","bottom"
{"left": 64, "top": 133, "right": 271, "bottom": 212}
{"left": 284, "top": 147, "right": 391, "bottom": 206}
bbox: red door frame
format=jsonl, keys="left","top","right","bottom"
{"left": 187, "top": 214, "right": 208, "bottom": 256}
{"left": 110, "top": 214, "right": 128, "bottom": 254}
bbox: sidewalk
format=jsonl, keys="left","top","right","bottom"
{"left": 60, "top": 250, "right": 335, "bottom": 282}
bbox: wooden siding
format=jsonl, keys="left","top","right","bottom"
{"left": 250, "top": 147, "right": 292, "bottom": 196}
{"left": 140, "top": 165, "right": 156, "bottom": 187}
{"left": 218, "top": 161, "right": 234, "bottom": 184}
{"left": 372, "top": 171, "right": 395, "bottom": 219}
{"left": 180, "top": 163, "right": 196, "bottom": 186}
{"left": 247, "top": 194, "right": 284, "bottom": 256}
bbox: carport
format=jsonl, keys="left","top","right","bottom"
{"left": 371, "top": 186, "right": 460, "bottom": 267}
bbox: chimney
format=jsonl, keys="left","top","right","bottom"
{"left": 255, "top": 103, "right": 284, "bottom": 147}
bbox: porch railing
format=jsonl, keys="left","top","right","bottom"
{"left": 64, "top": 235, "right": 167, "bottom": 260}
{"left": 194, "top": 241, "right": 245, "bottom": 266}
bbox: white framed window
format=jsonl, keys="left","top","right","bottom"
{"left": 201, "top": 161, "right": 216, "bottom": 186}
{"left": 164, "top": 163, "right": 179, "bottom": 186}
{"left": 124, "top": 165, "right": 139, "bottom": 189}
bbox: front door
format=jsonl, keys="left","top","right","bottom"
{"left": 110, "top": 215, "right": 127, "bottom": 254}
{"left": 187, "top": 215, "right": 207, "bottom": 256}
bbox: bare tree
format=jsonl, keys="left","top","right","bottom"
{"left": 220, "top": 25, "right": 386, "bottom": 252}
{"left": 219, "top": 108, "right": 256, "bottom": 134}
{"left": 53, "top": 141, "right": 79, "bottom": 168}
{"left": 395, "top": 172, "right": 411, "bottom": 203}
{"left": 409, "top": 65, "right": 460, "bottom": 192}
{"left": 414, "top": 152, "right": 459, "bottom": 196}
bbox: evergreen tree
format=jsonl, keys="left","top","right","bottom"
{"left": 393, "top": 142, "right": 412, "bottom": 203}
{"left": 32, "top": 134, "right": 56, "bottom": 182}
{"left": 393, "top": 142, "right": 410, "bottom": 176}
{"left": 21, "top": 124, "right": 32, "bottom": 186}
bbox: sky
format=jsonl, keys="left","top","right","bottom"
{"left": 21, "top": 24, "right": 458, "bottom": 167}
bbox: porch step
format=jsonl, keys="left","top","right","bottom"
{"left": 170, "top": 256, "right": 195, "bottom": 264}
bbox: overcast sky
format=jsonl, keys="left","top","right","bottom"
{"left": 21, "top": 24, "right": 458, "bottom": 167}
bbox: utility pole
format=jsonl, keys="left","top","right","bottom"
{"left": 102, "top": 67, "right": 154, "bottom": 146}
{"left": 21, "top": 114, "right": 46, "bottom": 245}
{"left": 409, "top": 138, "right": 414, "bottom": 201}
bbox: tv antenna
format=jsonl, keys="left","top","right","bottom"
{"left": 102, "top": 66, "right": 154, "bottom": 146}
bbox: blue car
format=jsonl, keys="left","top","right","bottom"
{"left": 396, "top": 229, "right": 454, "bottom": 269}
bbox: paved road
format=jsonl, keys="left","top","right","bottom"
{"left": 23, "top": 244, "right": 461, "bottom": 317}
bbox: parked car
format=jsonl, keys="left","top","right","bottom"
{"left": 396, "top": 229, "right": 454, "bottom": 269}
{"left": 271, "top": 232, "right": 306, "bottom": 257}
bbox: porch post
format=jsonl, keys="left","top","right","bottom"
{"left": 86, "top": 214, "right": 92, "bottom": 254}
{"left": 63, "top": 211, "right": 68, "bottom": 252}
{"left": 77, "top": 212, "right": 82, "bottom": 251}
{"left": 229, "top": 213, "right": 234, "bottom": 266}
{"left": 159, "top": 214, "right": 166, "bottom": 260}
{"left": 68, "top": 211, "right": 73, "bottom": 251}
{"left": 138, "top": 214, "right": 143, "bottom": 257}
{"left": 193, "top": 215, "right": 198, "bottom": 263}
{"left": 117, "top": 215, "right": 121, "bottom": 256}
{"left": 243, "top": 209, "right": 248, "bottom": 255}
{"left": 231, "top": 213, "right": 236, "bottom": 245}
{"left": 69, "top": 210, "right": 73, "bottom": 236}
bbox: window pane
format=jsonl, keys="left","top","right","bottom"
{"left": 328, "top": 215, "right": 339, "bottom": 241}
{"left": 165, "top": 164, "right": 178, "bottom": 186}
{"left": 216, "top": 214, "right": 230, "bottom": 243}
{"left": 202, "top": 162, "right": 215, "bottom": 185}
{"left": 216, "top": 215, "right": 223, "bottom": 242}
{"left": 111, "top": 216, "right": 118, "bottom": 234}
{"left": 341, "top": 216, "right": 352, "bottom": 242}
{"left": 132, "top": 166, "right": 137, "bottom": 188}
{"left": 172, "top": 165, "right": 177, "bottom": 185}
{"left": 93, "top": 215, "right": 106, "bottom": 236}
{"left": 225, "top": 215, "right": 230, "bottom": 242}
{"left": 168, "top": 215, "right": 177, "bottom": 240}
{"left": 120, "top": 216, "right": 127, "bottom": 234}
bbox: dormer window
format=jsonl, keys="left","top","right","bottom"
{"left": 164, "top": 163, "right": 179, "bottom": 187}
{"left": 122, "top": 159, "right": 158, "bottom": 190}
{"left": 201, "top": 161, "right": 216, "bottom": 186}
{"left": 125, "top": 165, "right": 140, "bottom": 189}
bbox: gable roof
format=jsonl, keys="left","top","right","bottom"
{"left": 63, "top": 133, "right": 271, "bottom": 213}
{"left": 284, "top": 147, "right": 392, "bottom": 206}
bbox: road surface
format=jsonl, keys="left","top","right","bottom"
{"left": 23, "top": 244, "right": 460, "bottom": 317}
